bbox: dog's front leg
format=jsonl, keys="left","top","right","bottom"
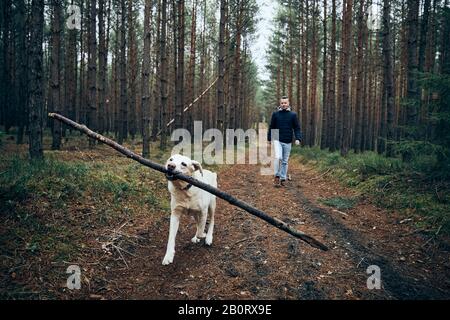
{"left": 162, "top": 210, "right": 181, "bottom": 265}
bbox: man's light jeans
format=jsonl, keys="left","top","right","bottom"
{"left": 273, "top": 140, "right": 292, "bottom": 181}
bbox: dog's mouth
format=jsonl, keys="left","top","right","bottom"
{"left": 165, "top": 171, "right": 177, "bottom": 181}
{"left": 165, "top": 169, "right": 191, "bottom": 181}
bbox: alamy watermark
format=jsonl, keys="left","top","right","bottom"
{"left": 366, "top": 265, "right": 381, "bottom": 290}
{"left": 66, "top": 5, "right": 81, "bottom": 30}
{"left": 66, "top": 265, "right": 81, "bottom": 290}
{"left": 170, "top": 121, "right": 280, "bottom": 176}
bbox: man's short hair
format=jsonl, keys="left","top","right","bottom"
{"left": 281, "top": 96, "right": 288, "bottom": 100}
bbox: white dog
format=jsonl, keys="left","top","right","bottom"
{"left": 162, "top": 154, "right": 217, "bottom": 265}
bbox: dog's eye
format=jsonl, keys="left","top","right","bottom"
{"left": 169, "top": 158, "right": 173, "bottom": 161}
{"left": 181, "top": 162, "right": 187, "bottom": 167}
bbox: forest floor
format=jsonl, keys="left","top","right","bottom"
{"left": 1, "top": 133, "right": 449, "bottom": 299}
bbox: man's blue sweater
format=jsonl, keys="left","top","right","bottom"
{"left": 267, "top": 108, "right": 302, "bottom": 143}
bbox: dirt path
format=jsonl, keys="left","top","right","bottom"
{"left": 95, "top": 159, "right": 449, "bottom": 300}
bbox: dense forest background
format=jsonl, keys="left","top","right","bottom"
{"left": 263, "top": 0, "right": 449, "bottom": 164}
{"left": 0, "top": 0, "right": 261, "bottom": 157}
{"left": 1, "top": 0, "right": 449, "bottom": 169}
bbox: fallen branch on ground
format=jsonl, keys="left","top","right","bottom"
{"left": 311, "top": 168, "right": 332, "bottom": 181}
{"left": 332, "top": 209, "right": 349, "bottom": 217}
{"left": 48, "top": 113, "right": 329, "bottom": 251}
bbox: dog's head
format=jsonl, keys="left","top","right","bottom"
{"left": 165, "top": 154, "right": 203, "bottom": 182}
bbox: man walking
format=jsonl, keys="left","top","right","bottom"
{"left": 267, "top": 96, "right": 302, "bottom": 187}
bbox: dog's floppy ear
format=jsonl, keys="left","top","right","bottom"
{"left": 191, "top": 160, "right": 203, "bottom": 176}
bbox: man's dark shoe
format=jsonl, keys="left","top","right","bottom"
{"left": 280, "top": 179, "right": 286, "bottom": 187}
{"left": 273, "top": 176, "right": 280, "bottom": 187}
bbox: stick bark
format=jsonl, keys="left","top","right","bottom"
{"left": 48, "top": 113, "right": 329, "bottom": 251}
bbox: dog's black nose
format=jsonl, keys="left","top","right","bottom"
{"left": 167, "top": 163, "right": 176, "bottom": 171}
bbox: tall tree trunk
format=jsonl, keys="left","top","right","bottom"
{"left": 98, "top": 0, "right": 107, "bottom": 134}
{"left": 113, "top": 12, "right": 120, "bottom": 138}
{"left": 309, "top": 0, "right": 318, "bottom": 146}
{"left": 288, "top": 0, "right": 294, "bottom": 102}
{"left": 301, "top": 0, "right": 309, "bottom": 145}
{"left": 230, "top": 2, "right": 243, "bottom": 130}
{"left": 65, "top": 1, "right": 78, "bottom": 134}
{"left": 418, "top": 0, "right": 431, "bottom": 73}
{"left": 142, "top": 0, "right": 152, "bottom": 157}
{"left": 1, "top": 0, "right": 13, "bottom": 133}
{"left": 216, "top": 0, "right": 226, "bottom": 133}
{"left": 321, "top": 0, "right": 328, "bottom": 149}
{"left": 327, "top": 0, "right": 337, "bottom": 151}
{"left": 340, "top": 0, "right": 353, "bottom": 156}
{"left": 87, "top": 0, "right": 97, "bottom": 147}
{"left": 405, "top": 0, "right": 420, "bottom": 139}
{"left": 50, "top": 0, "right": 62, "bottom": 150}
{"left": 127, "top": 0, "right": 137, "bottom": 140}
{"left": 366, "top": 30, "right": 374, "bottom": 151}
{"left": 29, "top": 0, "right": 45, "bottom": 159}
{"left": 104, "top": 0, "right": 112, "bottom": 133}
{"left": 186, "top": 0, "right": 197, "bottom": 132}
{"left": 151, "top": 0, "right": 162, "bottom": 141}
{"left": 353, "top": 0, "right": 365, "bottom": 153}
{"left": 119, "top": 0, "right": 128, "bottom": 144}
{"left": 16, "top": 0, "right": 28, "bottom": 145}
{"left": 361, "top": 6, "right": 370, "bottom": 151}
{"left": 160, "top": 0, "right": 168, "bottom": 149}
{"left": 383, "top": 0, "right": 395, "bottom": 156}
{"left": 78, "top": 2, "right": 86, "bottom": 124}
{"left": 174, "top": 0, "right": 185, "bottom": 133}
{"left": 418, "top": 0, "right": 431, "bottom": 133}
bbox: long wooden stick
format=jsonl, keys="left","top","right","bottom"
{"left": 48, "top": 113, "right": 328, "bottom": 251}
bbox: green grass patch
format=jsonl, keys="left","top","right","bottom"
{"left": 293, "top": 146, "right": 450, "bottom": 235}
{"left": 0, "top": 157, "right": 89, "bottom": 204}
{"left": 319, "top": 196, "right": 358, "bottom": 210}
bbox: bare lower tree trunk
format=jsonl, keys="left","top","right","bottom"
{"left": 142, "top": 0, "right": 152, "bottom": 158}
{"left": 50, "top": 0, "right": 62, "bottom": 150}
{"left": 327, "top": 0, "right": 337, "bottom": 151}
{"left": 1, "top": 0, "right": 13, "bottom": 134}
{"left": 127, "top": 0, "right": 138, "bottom": 140}
{"left": 216, "top": 0, "right": 226, "bottom": 133}
{"left": 119, "top": 0, "right": 128, "bottom": 144}
{"left": 405, "top": 0, "right": 420, "bottom": 137}
{"left": 98, "top": 0, "right": 107, "bottom": 134}
{"left": 353, "top": 0, "right": 365, "bottom": 153}
{"left": 321, "top": 0, "right": 328, "bottom": 149}
{"left": 301, "top": 0, "right": 309, "bottom": 144}
{"left": 309, "top": 0, "right": 318, "bottom": 146}
{"left": 186, "top": 0, "right": 197, "bottom": 131}
{"left": 87, "top": 0, "right": 97, "bottom": 148}
{"left": 383, "top": 0, "right": 395, "bottom": 156}
{"left": 160, "top": 0, "right": 168, "bottom": 149}
{"left": 65, "top": 0, "right": 78, "bottom": 135}
{"left": 340, "top": 0, "right": 353, "bottom": 156}
{"left": 16, "top": 0, "right": 28, "bottom": 145}
{"left": 174, "top": 0, "right": 185, "bottom": 133}
{"left": 151, "top": 0, "right": 162, "bottom": 141}
{"left": 29, "top": 0, "right": 45, "bottom": 159}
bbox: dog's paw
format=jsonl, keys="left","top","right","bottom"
{"left": 191, "top": 236, "right": 201, "bottom": 244}
{"left": 162, "top": 253, "right": 174, "bottom": 265}
{"left": 205, "top": 235, "right": 213, "bottom": 246}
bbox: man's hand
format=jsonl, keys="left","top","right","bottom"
{"left": 295, "top": 140, "right": 300, "bottom": 146}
